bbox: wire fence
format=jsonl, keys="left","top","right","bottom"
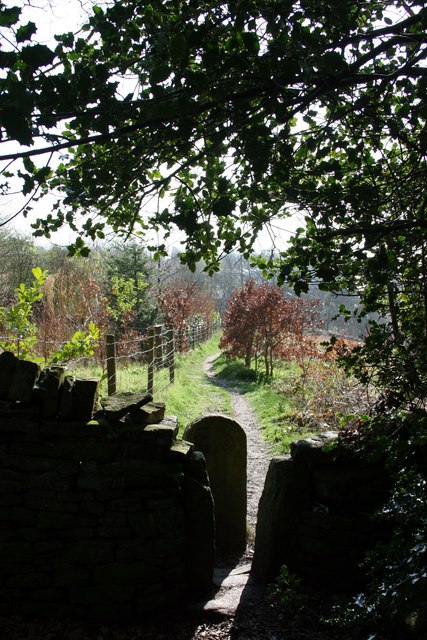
{"left": 0, "top": 321, "right": 220, "bottom": 399}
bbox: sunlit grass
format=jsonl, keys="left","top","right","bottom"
{"left": 70, "top": 333, "right": 370, "bottom": 453}
{"left": 71, "top": 332, "right": 231, "bottom": 434}
{"left": 212, "top": 353, "right": 370, "bottom": 454}
{"left": 212, "top": 355, "right": 313, "bottom": 453}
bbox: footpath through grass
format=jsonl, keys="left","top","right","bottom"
{"left": 156, "top": 333, "right": 231, "bottom": 433}
{"left": 75, "top": 332, "right": 365, "bottom": 450}
{"left": 212, "top": 353, "right": 368, "bottom": 454}
{"left": 212, "top": 356, "right": 311, "bottom": 453}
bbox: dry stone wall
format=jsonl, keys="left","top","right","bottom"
{"left": 0, "top": 352, "right": 215, "bottom": 621}
{"left": 252, "top": 432, "right": 391, "bottom": 592}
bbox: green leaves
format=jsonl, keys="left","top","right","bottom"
{"left": 1, "top": 110, "right": 32, "bottom": 145}
{"left": 16, "top": 21, "right": 37, "bottom": 43}
{"left": 21, "top": 44, "right": 55, "bottom": 69}
{"left": 0, "top": 267, "right": 48, "bottom": 360}
{"left": 150, "top": 62, "right": 171, "bottom": 84}
{"left": 0, "top": 50, "right": 17, "bottom": 67}
{"left": 49, "top": 322, "right": 100, "bottom": 364}
{"left": 0, "top": 5, "right": 20, "bottom": 27}
{"left": 0, "top": 1, "right": 424, "bottom": 402}
{"left": 170, "top": 33, "right": 186, "bottom": 61}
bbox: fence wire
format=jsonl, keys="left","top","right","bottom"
{"left": 0, "top": 321, "right": 219, "bottom": 399}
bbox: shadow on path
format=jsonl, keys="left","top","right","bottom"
{"left": 188, "top": 354, "right": 271, "bottom": 619}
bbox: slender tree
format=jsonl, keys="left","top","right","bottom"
{"left": 220, "top": 280, "right": 318, "bottom": 377}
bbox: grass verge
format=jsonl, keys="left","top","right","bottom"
{"left": 213, "top": 353, "right": 370, "bottom": 454}
{"left": 155, "top": 333, "right": 231, "bottom": 433}
{"left": 212, "top": 355, "right": 313, "bottom": 453}
{"left": 72, "top": 332, "right": 231, "bottom": 434}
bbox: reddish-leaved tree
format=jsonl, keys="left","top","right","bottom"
{"left": 158, "top": 281, "right": 215, "bottom": 351}
{"left": 220, "top": 280, "right": 319, "bottom": 377}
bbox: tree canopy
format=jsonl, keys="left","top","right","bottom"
{"left": 0, "top": 0, "right": 426, "bottom": 397}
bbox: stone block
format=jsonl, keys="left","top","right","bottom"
{"left": 40, "top": 421, "right": 108, "bottom": 439}
{"left": 28, "top": 587, "right": 65, "bottom": 602}
{"left": 0, "top": 454, "right": 52, "bottom": 472}
{"left": 34, "top": 540, "right": 64, "bottom": 554}
{"left": 107, "top": 497, "right": 143, "bottom": 512}
{"left": 97, "top": 526, "right": 133, "bottom": 538}
{"left": 123, "top": 424, "right": 177, "bottom": 450}
{"left": 128, "top": 401, "right": 166, "bottom": 425}
{"left": 93, "top": 562, "right": 158, "bottom": 586}
{"left": 0, "top": 542, "right": 33, "bottom": 563}
{"left": 72, "top": 378, "right": 99, "bottom": 422}
{"left": 0, "top": 562, "right": 33, "bottom": 576}
{"left": 169, "top": 440, "right": 193, "bottom": 461}
{"left": 58, "top": 375, "right": 75, "bottom": 419}
{"left": 0, "top": 418, "right": 39, "bottom": 435}
{"left": 182, "top": 452, "right": 215, "bottom": 597}
{"left": 5, "top": 506, "right": 37, "bottom": 527}
{"left": 62, "top": 540, "right": 115, "bottom": 564}
{"left": 184, "top": 413, "right": 247, "bottom": 554}
{"left": 0, "top": 493, "right": 22, "bottom": 507}
{"left": 99, "top": 510, "right": 127, "bottom": 526}
{"left": 0, "top": 400, "right": 13, "bottom": 416}
{"left": 290, "top": 431, "right": 338, "bottom": 465}
{"left": 27, "top": 471, "right": 75, "bottom": 492}
{"left": 56, "top": 528, "right": 95, "bottom": 542}
{"left": 24, "top": 495, "right": 79, "bottom": 513}
{"left": 39, "top": 366, "right": 66, "bottom": 419}
{"left": 77, "top": 603, "right": 132, "bottom": 623}
{"left": 69, "top": 584, "right": 135, "bottom": 605}
{"left": 54, "top": 564, "right": 90, "bottom": 587}
{"left": 0, "top": 479, "right": 23, "bottom": 494}
{"left": 252, "top": 456, "right": 312, "bottom": 582}
{"left": 37, "top": 511, "right": 96, "bottom": 530}
{"left": 100, "top": 391, "right": 153, "bottom": 422}
{"left": 311, "top": 463, "right": 390, "bottom": 511}
{"left": 19, "top": 601, "right": 74, "bottom": 619}
{"left": 0, "top": 351, "right": 17, "bottom": 398}
{"left": 8, "top": 357, "right": 41, "bottom": 404}
{"left": 14, "top": 528, "right": 48, "bottom": 543}
{"left": 135, "top": 585, "right": 184, "bottom": 614}
{"left": 6, "top": 572, "right": 51, "bottom": 588}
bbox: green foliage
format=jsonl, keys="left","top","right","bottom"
{"left": 0, "top": 267, "right": 100, "bottom": 364}
{"left": 0, "top": 266, "right": 47, "bottom": 359}
{"left": 325, "top": 411, "right": 427, "bottom": 638}
{"left": 106, "top": 274, "right": 147, "bottom": 325}
{"left": 49, "top": 322, "right": 100, "bottom": 364}
{"left": 269, "top": 565, "right": 308, "bottom": 613}
{"left": 157, "top": 334, "right": 231, "bottom": 432}
{"left": 1, "top": 1, "right": 427, "bottom": 403}
{"left": 105, "top": 241, "right": 159, "bottom": 328}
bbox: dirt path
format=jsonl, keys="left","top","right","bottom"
{"left": 203, "top": 354, "right": 271, "bottom": 530}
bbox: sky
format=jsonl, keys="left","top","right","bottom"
{"left": 3, "top": 0, "right": 302, "bottom": 255}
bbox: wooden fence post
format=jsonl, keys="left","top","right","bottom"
{"left": 147, "top": 326, "right": 155, "bottom": 396}
{"left": 166, "top": 326, "right": 175, "bottom": 385}
{"left": 154, "top": 324, "right": 163, "bottom": 370}
{"left": 106, "top": 334, "right": 117, "bottom": 396}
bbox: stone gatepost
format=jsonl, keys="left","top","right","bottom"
{"left": 183, "top": 414, "right": 247, "bottom": 555}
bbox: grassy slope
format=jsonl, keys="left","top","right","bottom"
{"left": 155, "top": 332, "right": 232, "bottom": 433}
{"left": 76, "top": 331, "right": 344, "bottom": 451}
{"left": 212, "top": 355, "right": 319, "bottom": 454}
